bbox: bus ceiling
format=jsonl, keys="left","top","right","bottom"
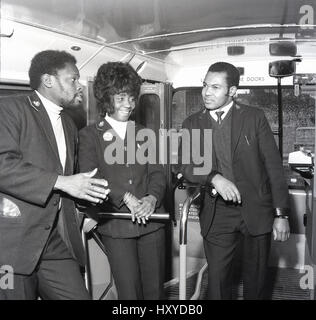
{"left": 0, "top": 0, "right": 315, "bottom": 87}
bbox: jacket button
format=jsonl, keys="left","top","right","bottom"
{"left": 45, "top": 225, "right": 51, "bottom": 230}
{"left": 53, "top": 200, "right": 59, "bottom": 206}
{"left": 128, "top": 179, "right": 133, "bottom": 184}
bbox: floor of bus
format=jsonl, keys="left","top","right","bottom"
{"left": 164, "top": 267, "right": 312, "bottom": 300}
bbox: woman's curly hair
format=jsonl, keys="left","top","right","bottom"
{"left": 93, "top": 62, "right": 142, "bottom": 117}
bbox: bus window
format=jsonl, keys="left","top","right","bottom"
{"left": 237, "top": 88, "right": 315, "bottom": 188}
{"left": 172, "top": 89, "right": 204, "bottom": 131}
{"left": 136, "top": 93, "right": 161, "bottom": 136}
{"left": 172, "top": 87, "right": 316, "bottom": 189}
{"left": 0, "top": 86, "right": 31, "bottom": 97}
{"left": 0, "top": 85, "right": 87, "bottom": 130}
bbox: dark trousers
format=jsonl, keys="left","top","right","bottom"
{"left": 203, "top": 200, "right": 271, "bottom": 300}
{"left": 0, "top": 226, "right": 90, "bottom": 300}
{"left": 101, "top": 228, "right": 165, "bottom": 300}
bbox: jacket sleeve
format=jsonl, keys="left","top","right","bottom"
{"left": 0, "top": 101, "right": 58, "bottom": 206}
{"left": 147, "top": 162, "right": 166, "bottom": 208}
{"left": 256, "top": 109, "right": 290, "bottom": 210}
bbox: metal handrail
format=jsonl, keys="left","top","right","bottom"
{"left": 82, "top": 217, "right": 113, "bottom": 300}
{"left": 82, "top": 211, "right": 170, "bottom": 299}
{"left": 98, "top": 212, "right": 170, "bottom": 220}
{"left": 179, "top": 189, "right": 201, "bottom": 300}
{"left": 190, "top": 262, "right": 208, "bottom": 300}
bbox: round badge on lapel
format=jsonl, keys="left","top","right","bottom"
{"left": 103, "top": 131, "right": 113, "bottom": 141}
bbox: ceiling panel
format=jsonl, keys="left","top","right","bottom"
{"left": 1, "top": 0, "right": 315, "bottom": 59}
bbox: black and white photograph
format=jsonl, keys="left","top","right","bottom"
{"left": 0, "top": 0, "right": 315, "bottom": 305}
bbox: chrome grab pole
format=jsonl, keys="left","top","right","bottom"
{"left": 179, "top": 190, "right": 201, "bottom": 300}
{"left": 82, "top": 212, "right": 169, "bottom": 299}
{"left": 98, "top": 212, "right": 170, "bottom": 220}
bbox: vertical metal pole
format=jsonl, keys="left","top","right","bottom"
{"left": 82, "top": 230, "right": 93, "bottom": 295}
{"left": 277, "top": 77, "right": 283, "bottom": 157}
{"left": 179, "top": 191, "right": 200, "bottom": 299}
{"left": 179, "top": 244, "right": 187, "bottom": 300}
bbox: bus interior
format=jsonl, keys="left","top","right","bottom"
{"left": 1, "top": 0, "right": 316, "bottom": 300}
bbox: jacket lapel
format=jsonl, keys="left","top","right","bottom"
{"left": 231, "top": 102, "right": 246, "bottom": 157}
{"left": 96, "top": 118, "right": 136, "bottom": 166}
{"left": 95, "top": 117, "right": 114, "bottom": 148}
{"left": 27, "top": 92, "right": 62, "bottom": 171}
{"left": 200, "top": 108, "right": 213, "bottom": 129}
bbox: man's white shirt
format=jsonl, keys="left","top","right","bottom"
{"left": 36, "top": 91, "right": 66, "bottom": 172}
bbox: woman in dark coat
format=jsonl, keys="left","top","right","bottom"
{"left": 78, "top": 62, "right": 166, "bottom": 300}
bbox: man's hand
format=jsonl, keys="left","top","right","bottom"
{"left": 211, "top": 174, "right": 241, "bottom": 203}
{"left": 272, "top": 218, "right": 290, "bottom": 241}
{"left": 54, "top": 168, "right": 110, "bottom": 204}
{"left": 134, "top": 195, "right": 157, "bottom": 225}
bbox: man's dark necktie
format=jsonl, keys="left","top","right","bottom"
{"left": 215, "top": 111, "right": 225, "bottom": 125}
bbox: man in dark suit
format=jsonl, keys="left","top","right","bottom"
{"left": 180, "top": 62, "right": 290, "bottom": 299}
{"left": 0, "top": 50, "right": 109, "bottom": 300}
